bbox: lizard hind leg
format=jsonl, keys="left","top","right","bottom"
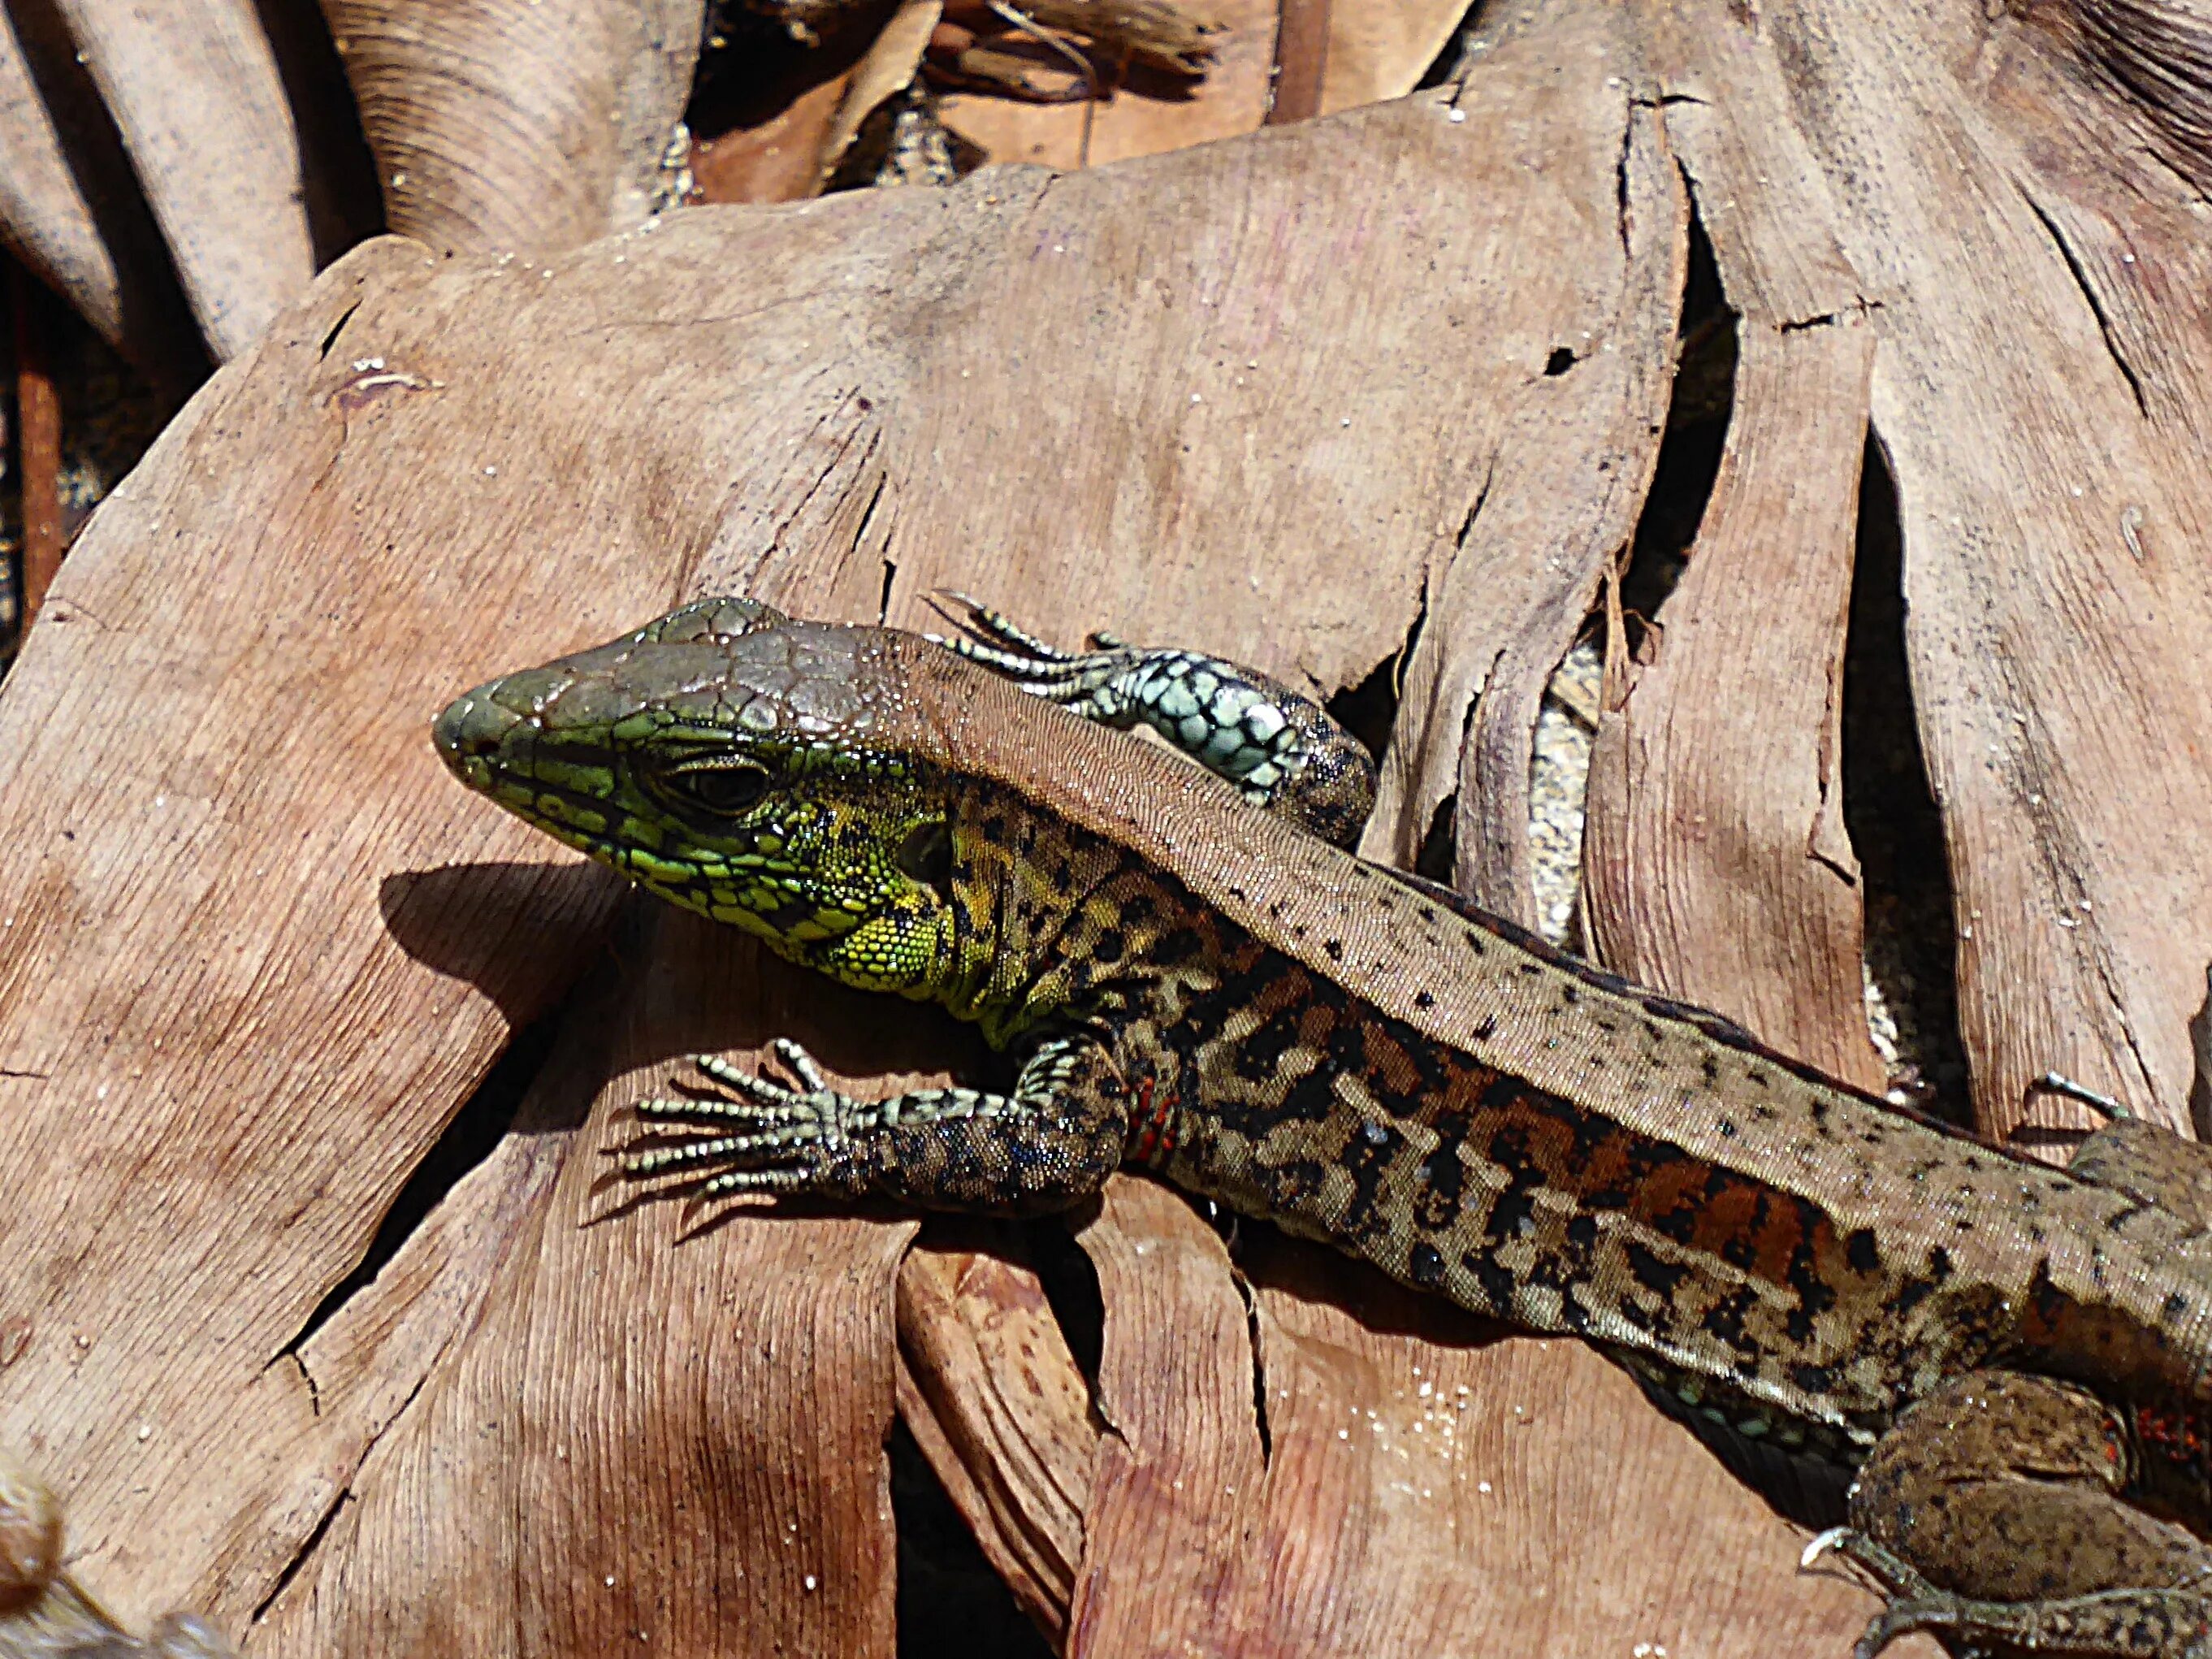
{"left": 2065, "top": 1112, "right": 2212, "bottom": 1228}
{"left": 924, "top": 592, "right": 1378, "bottom": 847}
{"left": 1829, "top": 1369, "right": 2212, "bottom": 1657}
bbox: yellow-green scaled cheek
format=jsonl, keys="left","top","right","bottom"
{"left": 819, "top": 909, "right": 946, "bottom": 992}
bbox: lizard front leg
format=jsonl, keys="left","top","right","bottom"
{"left": 926, "top": 593, "right": 1377, "bottom": 847}
{"left": 1816, "top": 1369, "right": 2212, "bottom": 1658}
{"left": 621, "top": 1033, "right": 1128, "bottom": 1215}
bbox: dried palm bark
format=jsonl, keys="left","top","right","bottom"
{"left": 0, "top": 0, "right": 2209, "bottom": 1655}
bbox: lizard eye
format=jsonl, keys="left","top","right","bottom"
{"left": 665, "top": 760, "right": 771, "bottom": 817}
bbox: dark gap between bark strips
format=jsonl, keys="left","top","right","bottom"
{"left": 1522, "top": 203, "right": 1735, "bottom": 953}
{"left": 285, "top": 1009, "right": 565, "bottom": 1354}
{"left": 1842, "top": 431, "right": 1972, "bottom": 1123}
{"left": 1327, "top": 622, "right": 1419, "bottom": 765}
{"left": 1616, "top": 206, "right": 1735, "bottom": 640}
{"left": 891, "top": 1418, "right": 1057, "bottom": 1659}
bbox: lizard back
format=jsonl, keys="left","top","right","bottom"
{"left": 871, "top": 630, "right": 2212, "bottom": 1439}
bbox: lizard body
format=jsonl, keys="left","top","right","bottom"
{"left": 436, "top": 598, "right": 2212, "bottom": 1656}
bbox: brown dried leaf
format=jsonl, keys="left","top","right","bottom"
{"left": 326, "top": 0, "right": 703, "bottom": 254}
{"left": 935, "top": 0, "right": 1269, "bottom": 167}
{"left": 896, "top": 1233, "right": 1095, "bottom": 1639}
{"left": 818, "top": 0, "right": 944, "bottom": 185}
{"left": 1321, "top": 0, "right": 1469, "bottom": 114}
{"left": 48, "top": 0, "right": 313, "bottom": 359}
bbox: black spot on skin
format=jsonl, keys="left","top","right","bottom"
{"left": 1414, "top": 1124, "right": 1466, "bottom": 1229}
{"left": 2166, "top": 1292, "right": 2190, "bottom": 1322}
{"left": 1625, "top": 1240, "right": 1692, "bottom": 1299}
{"left": 1561, "top": 985, "right": 1580, "bottom": 1006}
{"left": 1232, "top": 998, "right": 1308, "bottom": 1084}
{"left": 1092, "top": 929, "right": 1125, "bottom": 964}
{"left": 1408, "top": 1240, "right": 1446, "bottom": 1289}
{"left": 1264, "top": 1159, "right": 1328, "bottom": 1209}
{"left": 1845, "top": 1228, "right": 1881, "bottom": 1276}
{"left": 1703, "top": 1288, "right": 1757, "bottom": 1349}
{"left": 1274, "top": 1064, "right": 1344, "bottom": 1128}
{"left": 1414, "top": 990, "right": 1435, "bottom": 1010}
{"left": 1472, "top": 1016, "right": 1496, "bottom": 1043}
{"left": 1790, "top": 1361, "right": 1837, "bottom": 1397}
{"left": 1322, "top": 938, "right": 1344, "bottom": 962}
{"left": 1461, "top": 1249, "right": 1517, "bottom": 1316}
{"left": 1716, "top": 1118, "right": 1738, "bottom": 1139}
{"left": 980, "top": 815, "right": 1011, "bottom": 846}
{"left": 1419, "top": 906, "right": 1438, "bottom": 924}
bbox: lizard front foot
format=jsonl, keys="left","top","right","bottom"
{"left": 621, "top": 1039, "right": 877, "bottom": 1199}
{"left": 1804, "top": 1527, "right": 2212, "bottom": 1659}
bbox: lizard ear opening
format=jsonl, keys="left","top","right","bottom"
{"left": 895, "top": 819, "right": 954, "bottom": 899}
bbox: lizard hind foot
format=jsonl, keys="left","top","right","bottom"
{"left": 1804, "top": 1527, "right": 2212, "bottom": 1659}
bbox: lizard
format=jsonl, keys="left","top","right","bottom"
{"left": 435, "top": 594, "right": 2212, "bottom": 1658}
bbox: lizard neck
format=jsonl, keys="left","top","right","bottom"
{"left": 937, "top": 784, "right": 1229, "bottom": 1053}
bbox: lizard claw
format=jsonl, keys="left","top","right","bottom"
{"left": 621, "top": 1043, "right": 872, "bottom": 1198}
{"left": 922, "top": 593, "right": 1150, "bottom": 714}
{"left": 924, "top": 591, "right": 1080, "bottom": 664}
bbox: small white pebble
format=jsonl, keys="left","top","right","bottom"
{"left": 803, "top": 1575, "right": 818, "bottom": 1592}
{"left": 605, "top": 1575, "right": 617, "bottom": 1588}
{"left": 484, "top": 466, "right": 498, "bottom": 477}
{"left": 136, "top": 1423, "right": 151, "bottom": 1441}
{"left": 1448, "top": 107, "right": 1467, "bottom": 123}
{"left": 1478, "top": 1480, "right": 1492, "bottom": 1493}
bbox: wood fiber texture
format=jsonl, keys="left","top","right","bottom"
{"left": 0, "top": 0, "right": 2209, "bottom": 1653}
{"left": 322, "top": 0, "right": 704, "bottom": 257}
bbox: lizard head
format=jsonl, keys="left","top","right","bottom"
{"left": 433, "top": 598, "right": 959, "bottom": 995}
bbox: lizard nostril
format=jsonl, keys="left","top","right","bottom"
{"left": 433, "top": 691, "right": 520, "bottom": 766}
